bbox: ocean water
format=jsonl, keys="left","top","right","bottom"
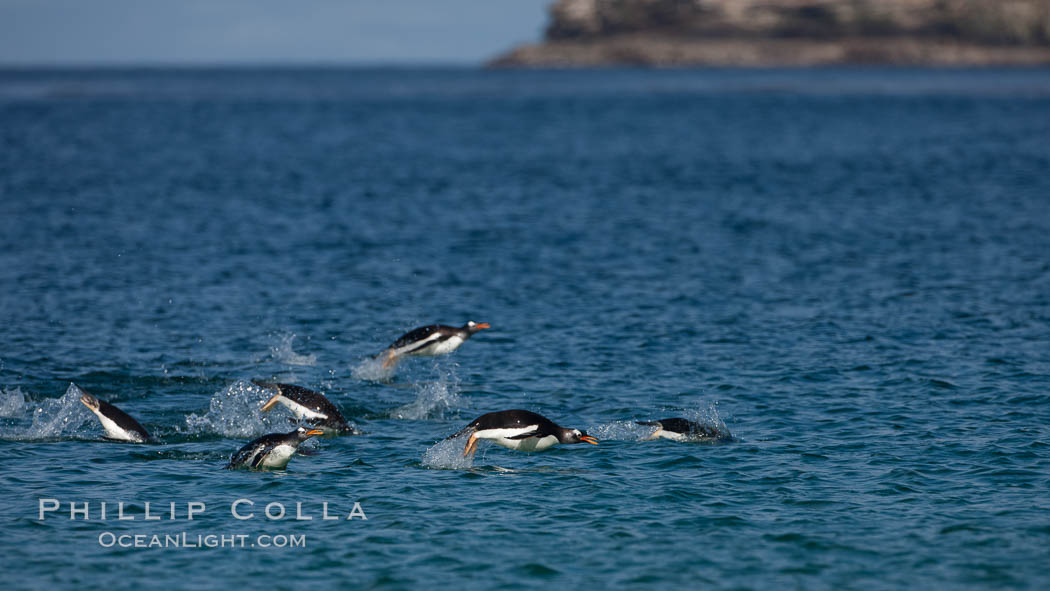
{"left": 1, "top": 67, "right": 1049, "bottom": 589}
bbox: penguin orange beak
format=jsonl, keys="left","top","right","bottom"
{"left": 305, "top": 429, "right": 324, "bottom": 437}
{"left": 580, "top": 436, "right": 599, "bottom": 445}
{"left": 475, "top": 323, "right": 490, "bottom": 330}
{"left": 260, "top": 395, "right": 281, "bottom": 412}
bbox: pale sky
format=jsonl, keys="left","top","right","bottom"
{"left": 0, "top": 0, "right": 551, "bottom": 65}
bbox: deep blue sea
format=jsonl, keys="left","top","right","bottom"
{"left": 1, "top": 67, "right": 1049, "bottom": 589}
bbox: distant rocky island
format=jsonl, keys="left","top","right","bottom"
{"left": 490, "top": 0, "right": 1050, "bottom": 66}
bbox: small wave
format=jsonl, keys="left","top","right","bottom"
{"left": 421, "top": 434, "right": 475, "bottom": 470}
{"left": 351, "top": 356, "right": 396, "bottom": 382}
{"left": 0, "top": 387, "right": 27, "bottom": 418}
{"left": 390, "top": 365, "right": 461, "bottom": 420}
{"left": 270, "top": 333, "right": 317, "bottom": 366}
{"left": 182, "top": 380, "right": 284, "bottom": 438}
{"left": 129, "top": 449, "right": 229, "bottom": 462}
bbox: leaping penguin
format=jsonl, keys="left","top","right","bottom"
{"left": 447, "top": 409, "right": 598, "bottom": 457}
{"left": 226, "top": 427, "right": 324, "bottom": 470}
{"left": 380, "top": 321, "right": 490, "bottom": 368}
{"left": 255, "top": 381, "right": 354, "bottom": 435}
{"left": 636, "top": 418, "right": 730, "bottom": 442}
{"left": 78, "top": 387, "right": 152, "bottom": 443}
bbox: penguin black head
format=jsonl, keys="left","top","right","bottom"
{"left": 559, "top": 428, "right": 599, "bottom": 445}
{"left": 464, "top": 320, "right": 490, "bottom": 334}
{"left": 294, "top": 426, "right": 324, "bottom": 441}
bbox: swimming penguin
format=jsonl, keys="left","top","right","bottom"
{"left": 448, "top": 409, "right": 598, "bottom": 457}
{"left": 226, "top": 426, "right": 324, "bottom": 470}
{"left": 636, "top": 418, "right": 729, "bottom": 442}
{"left": 78, "top": 387, "right": 152, "bottom": 443}
{"left": 380, "top": 321, "right": 490, "bottom": 368}
{"left": 254, "top": 381, "right": 354, "bottom": 435}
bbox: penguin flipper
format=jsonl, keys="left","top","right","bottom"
{"left": 250, "top": 443, "right": 279, "bottom": 468}
{"left": 506, "top": 430, "right": 541, "bottom": 440}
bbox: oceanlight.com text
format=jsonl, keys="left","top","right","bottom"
{"left": 97, "top": 531, "right": 307, "bottom": 549}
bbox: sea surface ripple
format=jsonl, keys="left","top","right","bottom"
{"left": 1, "top": 67, "right": 1049, "bottom": 589}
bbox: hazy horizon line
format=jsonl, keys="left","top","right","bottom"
{"left": 0, "top": 58, "right": 501, "bottom": 69}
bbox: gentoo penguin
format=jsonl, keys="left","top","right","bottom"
{"left": 448, "top": 409, "right": 598, "bottom": 457}
{"left": 78, "top": 388, "right": 152, "bottom": 443}
{"left": 226, "top": 426, "right": 324, "bottom": 470}
{"left": 636, "top": 418, "right": 729, "bottom": 442}
{"left": 380, "top": 321, "right": 490, "bottom": 368}
{"left": 254, "top": 381, "right": 353, "bottom": 435}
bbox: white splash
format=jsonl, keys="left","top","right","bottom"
{"left": 351, "top": 356, "right": 396, "bottom": 382}
{"left": 9, "top": 383, "right": 95, "bottom": 440}
{"left": 680, "top": 403, "right": 731, "bottom": 439}
{"left": 390, "top": 365, "right": 461, "bottom": 420}
{"left": 271, "top": 333, "right": 317, "bottom": 366}
{"left": 0, "top": 387, "right": 26, "bottom": 418}
{"left": 590, "top": 419, "right": 654, "bottom": 441}
{"left": 422, "top": 434, "right": 475, "bottom": 470}
{"left": 591, "top": 404, "right": 731, "bottom": 441}
{"left": 183, "top": 380, "right": 283, "bottom": 438}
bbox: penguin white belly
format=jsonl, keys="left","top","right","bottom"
{"left": 409, "top": 335, "right": 464, "bottom": 357}
{"left": 258, "top": 444, "right": 298, "bottom": 469}
{"left": 492, "top": 434, "right": 560, "bottom": 452}
{"left": 278, "top": 398, "right": 328, "bottom": 421}
{"left": 390, "top": 333, "right": 443, "bottom": 357}
{"left": 93, "top": 410, "right": 145, "bottom": 442}
{"left": 654, "top": 429, "right": 690, "bottom": 442}
{"left": 474, "top": 426, "right": 559, "bottom": 452}
{"left": 474, "top": 426, "right": 538, "bottom": 441}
